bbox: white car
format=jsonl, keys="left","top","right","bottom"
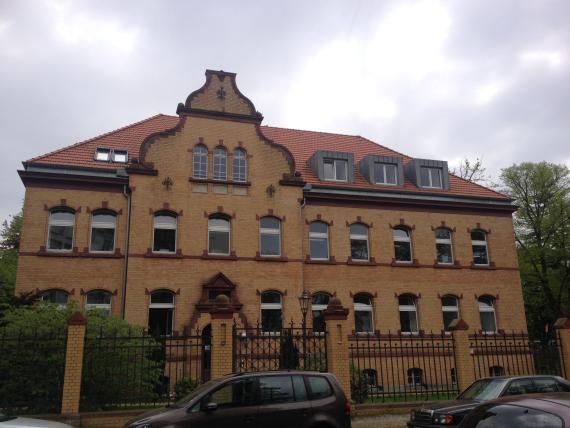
{"left": 0, "top": 414, "right": 74, "bottom": 428}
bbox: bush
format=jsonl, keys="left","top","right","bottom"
{"left": 350, "top": 365, "right": 369, "bottom": 404}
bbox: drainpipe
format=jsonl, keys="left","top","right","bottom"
{"left": 121, "top": 184, "right": 132, "bottom": 319}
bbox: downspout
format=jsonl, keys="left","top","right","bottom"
{"left": 299, "top": 184, "right": 309, "bottom": 297}
{"left": 121, "top": 184, "right": 132, "bottom": 319}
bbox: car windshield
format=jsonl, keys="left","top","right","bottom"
{"left": 458, "top": 378, "right": 509, "bottom": 401}
{"left": 170, "top": 379, "right": 219, "bottom": 408}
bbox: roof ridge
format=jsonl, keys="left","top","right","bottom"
{"left": 262, "top": 125, "right": 361, "bottom": 139}
{"left": 26, "top": 113, "right": 170, "bottom": 164}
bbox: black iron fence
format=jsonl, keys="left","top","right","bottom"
{"left": 80, "top": 329, "right": 209, "bottom": 411}
{"left": 470, "top": 331, "right": 565, "bottom": 379}
{"left": 349, "top": 332, "right": 458, "bottom": 404}
{"left": 233, "top": 322, "right": 327, "bottom": 373}
{"left": 0, "top": 328, "right": 68, "bottom": 414}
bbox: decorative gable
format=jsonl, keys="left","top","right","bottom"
{"left": 195, "top": 272, "right": 243, "bottom": 313}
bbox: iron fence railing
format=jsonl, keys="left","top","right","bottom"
{"left": 233, "top": 322, "right": 327, "bottom": 373}
{"left": 0, "top": 328, "right": 68, "bottom": 414}
{"left": 349, "top": 331, "right": 458, "bottom": 404}
{"left": 80, "top": 329, "right": 208, "bottom": 411}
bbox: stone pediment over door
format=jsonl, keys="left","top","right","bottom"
{"left": 195, "top": 272, "right": 243, "bottom": 314}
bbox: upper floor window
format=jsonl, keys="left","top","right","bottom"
{"left": 442, "top": 295, "right": 459, "bottom": 331}
{"left": 420, "top": 167, "right": 443, "bottom": 188}
{"left": 112, "top": 150, "right": 128, "bottom": 163}
{"left": 192, "top": 144, "right": 208, "bottom": 179}
{"left": 435, "top": 228, "right": 454, "bottom": 264}
{"left": 311, "top": 292, "right": 331, "bottom": 333}
{"left": 153, "top": 212, "right": 177, "bottom": 253}
{"left": 213, "top": 146, "right": 227, "bottom": 180}
{"left": 349, "top": 223, "right": 369, "bottom": 261}
{"left": 259, "top": 217, "right": 281, "bottom": 257}
{"left": 399, "top": 294, "right": 418, "bottom": 333}
{"left": 47, "top": 209, "right": 75, "bottom": 251}
{"left": 85, "top": 290, "right": 112, "bottom": 316}
{"left": 374, "top": 163, "right": 398, "bottom": 185}
{"left": 41, "top": 289, "right": 69, "bottom": 308}
{"left": 261, "top": 291, "right": 282, "bottom": 333}
{"left": 479, "top": 295, "right": 497, "bottom": 333}
{"left": 95, "top": 148, "right": 110, "bottom": 161}
{"left": 323, "top": 159, "right": 348, "bottom": 181}
{"left": 95, "top": 148, "right": 127, "bottom": 163}
{"left": 233, "top": 148, "right": 247, "bottom": 182}
{"left": 208, "top": 215, "right": 230, "bottom": 255}
{"left": 354, "top": 293, "right": 374, "bottom": 333}
{"left": 309, "top": 221, "right": 329, "bottom": 260}
{"left": 90, "top": 211, "right": 116, "bottom": 252}
{"left": 471, "top": 230, "right": 489, "bottom": 265}
{"left": 393, "top": 227, "right": 412, "bottom": 262}
{"left": 149, "top": 290, "right": 175, "bottom": 336}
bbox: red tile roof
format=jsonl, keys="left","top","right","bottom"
{"left": 26, "top": 114, "right": 509, "bottom": 200}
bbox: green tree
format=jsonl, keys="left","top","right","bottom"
{"left": 500, "top": 162, "right": 570, "bottom": 338}
{"left": 0, "top": 210, "right": 22, "bottom": 316}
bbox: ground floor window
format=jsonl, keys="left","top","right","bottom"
{"left": 261, "top": 291, "right": 282, "bottom": 333}
{"left": 407, "top": 368, "right": 423, "bottom": 387}
{"left": 354, "top": 294, "right": 374, "bottom": 333}
{"left": 85, "top": 290, "right": 112, "bottom": 316}
{"left": 41, "top": 289, "right": 69, "bottom": 308}
{"left": 148, "top": 290, "right": 175, "bottom": 336}
{"left": 311, "top": 292, "right": 330, "bottom": 333}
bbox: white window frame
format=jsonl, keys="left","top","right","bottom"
{"left": 152, "top": 214, "right": 177, "bottom": 254}
{"left": 208, "top": 217, "right": 231, "bottom": 256}
{"left": 148, "top": 291, "right": 175, "bottom": 336}
{"left": 442, "top": 295, "right": 460, "bottom": 331}
{"left": 233, "top": 148, "right": 247, "bottom": 182}
{"left": 349, "top": 224, "right": 370, "bottom": 262}
{"left": 309, "top": 222, "right": 329, "bottom": 261}
{"left": 399, "top": 296, "right": 419, "bottom": 334}
{"left": 323, "top": 159, "right": 348, "bottom": 182}
{"left": 354, "top": 295, "right": 374, "bottom": 334}
{"left": 95, "top": 148, "right": 111, "bottom": 161}
{"left": 259, "top": 217, "right": 281, "bottom": 257}
{"left": 193, "top": 145, "right": 208, "bottom": 179}
{"left": 393, "top": 227, "right": 413, "bottom": 262}
{"left": 41, "top": 289, "right": 69, "bottom": 308}
{"left": 112, "top": 150, "right": 128, "bottom": 163}
{"left": 374, "top": 163, "right": 398, "bottom": 185}
{"left": 89, "top": 212, "right": 116, "bottom": 253}
{"left": 85, "top": 290, "right": 112, "bottom": 315}
{"left": 311, "top": 293, "right": 330, "bottom": 334}
{"left": 479, "top": 296, "right": 498, "bottom": 334}
{"left": 421, "top": 167, "right": 443, "bottom": 189}
{"left": 472, "top": 231, "right": 489, "bottom": 266}
{"left": 260, "top": 292, "right": 282, "bottom": 334}
{"left": 213, "top": 147, "right": 228, "bottom": 181}
{"left": 435, "top": 228, "right": 454, "bottom": 265}
{"left": 47, "top": 210, "right": 75, "bottom": 252}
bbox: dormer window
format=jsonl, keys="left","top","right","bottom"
{"left": 420, "top": 167, "right": 443, "bottom": 188}
{"left": 374, "top": 163, "right": 398, "bottom": 185}
{"left": 95, "top": 148, "right": 110, "bottom": 161}
{"left": 112, "top": 150, "right": 128, "bottom": 163}
{"left": 323, "top": 159, "right": 348, "bottom": 181}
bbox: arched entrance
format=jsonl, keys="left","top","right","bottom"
{"left": 201, "top": 324, "right": 212, "bottom": 381}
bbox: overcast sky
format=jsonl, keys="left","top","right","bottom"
{"left": 1, "top": 0, "right": 569, "bottom": 224}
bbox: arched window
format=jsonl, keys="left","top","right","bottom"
{"left": 309, "top": 221, "right": 329, "bottom": 260}
{"left": 213, "top": 146, "right": 227, "bottom": 180}
{"left": 149, "top": 290, "right": 175, "bottom": 336}
{"left": 441, "top": 295, "right": 460, "bottom": 331}
{"left": 261, "top": 291, "right": 282, "bottom": 333}
{"left": 259, "top": 217, "right": 281, "bottom": 257}
{"left": 153, "top": 212, "right": 177, "bottom": 253}
{"left": 233, "top": 148, "right": 247, "bottom": 182}
{"left": 435, "top": 228, "right": 453, "bottom": 264}
{"left": 47, "top": 209, "right": 75, "bottom": 251}
{"left": 192, "top": 144, "right": 208, "bottom": 179}
{"left": 407, "top": 368, "right": 423, "bottom": 387}
{"left": 471, "top": 230, "right": 489, "bottom": 265}
{"left": 208, "top": 215, "right": 230, "bottom": 255}
{"left": 399, "top": 294, "right": 418, "bottom": 333}
{"left": 311, "top": 292, "right": 331, "bottom": 333}
{"left": 393, "top": 227, "right": 412, "bottom": 262}
{"left": 41, "top": 289, "right": 69, "bottom": 307}
{"left": 85, "top": 290, "right": 112, "bottom": 316}
{"left": 350, "top": 224, "right": 369, "bottom": 261}
{"left": 90, "top": 211, "right": 116, "bottom": 252}
{"left": 354, "top": 293, "right": 374, "bottom": 333}
{"left": 479, "top": 295, "right": 497, "bottom": 333}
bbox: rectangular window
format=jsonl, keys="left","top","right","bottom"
{"left": 90, "top": 214, "right": 116, "bottom": 252}
{"left": 112, "top": 150, "right": 128, "bottom": 163}
{"left": 323, "top": 159, "right": 348, "bottom": 181}
{"left": 48, "top": 225, "right": 74, "bottom": 250}
{"left": 261, "top": 309, "right": 282, "bottom": 332}
{"left": 420, "top": 167, "right": 443, "bottom": 188}
{"left": 399, "top": 310, "right": 418, "bottom": 333}
{"left": 153, "top": 229, "right": 176, "bottom": 252}
{"left": 374, "top": 163, "right": 398, "bottom": 185}
{"left": 259, "top": 376, "right": 295, "bottom": 404}
{"left": 95, "top": 148, "right": 110, "bottom": 161}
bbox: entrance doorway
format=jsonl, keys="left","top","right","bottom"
{"left": 201, "top": 324, "right": 212, "bottom": 381}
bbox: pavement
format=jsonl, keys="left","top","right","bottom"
{"left": 353, "top": 413, "right": 410, "bottom": 428}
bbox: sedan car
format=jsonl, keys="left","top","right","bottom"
{"left": 458, "top": 393, "right": 570, "bottom": 427}
{"left": 408, "top": 375, "right": 570, "bottom": 427}
{"left": 0, "top": 414, "right": 74, "bottom": 428}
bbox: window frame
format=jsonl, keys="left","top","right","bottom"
{"left": 152, "top": 212, "right": 177, "bottom": 254}
{"left": 420, "top": 167, "right": 443, "bottom": 189}
{"left": 260, "top": 291, "right": 283, "bottom": 333}
{"left": 354, "top": 293, "right": 374, "bottom": 334}
{"left": 441, "top": 295, "right": 460, "bottom": 331}
{"left": 374, "top": 162, "right": 398, "bottom": 185}
{"left": 85, "top": 290, "right": 112, "bottom": 316}
{"left": 213, "top": 146, "right": 228, "bottom": 181}
{"left": 309, "top": 221, "right": 330, "bottom": 261}
{"left": 259, "top": 216, "right": 281, "bottom": 257}
{"left": 323, "top": 158, "right": 349, "bottom": 182}
{"left": 232, "top": 148, "right": 247, "bottom": 182}
{"left": 208, "top": 215, "right": 231, "bottom": 256}
{"left": 393, "top": 226, "right": 413, "bottom": 262}
{"left": 311, "top": 292, "right": 331, "bottom": 333}
{"left": 47, "top": 209, "right": 75, "bottom": 252}
{"left": 349, "top": 223, "right": 370, "bottom": 262}
{"left": 148, "top": 290, "right": 175, "bottom": 336}
{"left": 479, "top": 295, "right": 498, "bottom": 334}
{"left": 89, "top": 211, "right": 117, "bottom": 253}
{"left": 471, "top": 230, "right": 490, "bottom": 266}
{"left": 407, "top": 368, "right": 423, "bottom": 387}
{"left": 399, "top": 294, "right": 419, "bottom": 334}
{"left": 192, "top": 144, "right": 209, "bottom": 180}
{"left": 40, "top": 289, "right": 70, "bottom": 308}
{"left": 435, "top": 228, "right": 454, "bottom": 265}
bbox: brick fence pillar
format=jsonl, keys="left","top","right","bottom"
{"left": 323, "top": 297, "right": 351, "bottom": 401}
{"left": 449, "top": 318, "right": 475, "bottom": 392}
{"left": 554, "top": 318, "right": 570, "bottom": 379}
{"left": 61, "top": 312, "right": 87, "bottom": 418}
{"left": 209, "top": 295, "right": 236, "bottom": 379}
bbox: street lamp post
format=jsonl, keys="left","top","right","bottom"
{"left": 298, "top": 290, "right": 310, "bottom": 368}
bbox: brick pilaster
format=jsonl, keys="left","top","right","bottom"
{"left": 554, "top": 318, "right": 570, "bottom": 379}
{"left": 209, "top": 295, "right": 236, "bottom": 379}
{"left": 323, "top": 297, "right": 351, "bottom": 401}
{"left": 449, "top": 318, "right": 475, "bottom": 391}
{"left": 61, "top": 312, "right": 87, "bottom": 416}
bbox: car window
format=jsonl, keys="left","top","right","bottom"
{"left": 464, "top": 404, "right": 563, "bottom": 428}
{"left": 292, "top": 375, "right": 308, "bottom": 402}
{"left": 206, "top": 378, "right": 255, "bottom": 409}
{"left": 558, "top": 380, "right": 570, "bottom": 392}
{"left": 259, "top": 376, "right": 295, "bottom": 404}
{"left": 534, "top": 378, "right": 560, "bottom": 393}
{"left": 459, "top": 378, "right": 509, "bottom": 400}
{"left": 504, "top": 379, "right": 536, "bottom": 395}
{"left": 307, "top": 376, "right": 333, "bottom": 400}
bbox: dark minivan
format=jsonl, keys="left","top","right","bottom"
{"left": 125, "top": 371, "right": 351, "bottom": 428}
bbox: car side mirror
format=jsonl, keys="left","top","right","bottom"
{"left": 205, "top": 402, "right": 218, "bottom": 412}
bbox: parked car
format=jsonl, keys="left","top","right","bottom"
{"left": 0, "top": 414, "right": 75, "bottom": 428}
{"left": 125, "top": 371, "right": 351, "bottom": 428}
{"left": 458, "top": 392, "right": 570, "bottom": 427}
{"left": 408, "top": 375, "right": 570, "bottom": 427}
